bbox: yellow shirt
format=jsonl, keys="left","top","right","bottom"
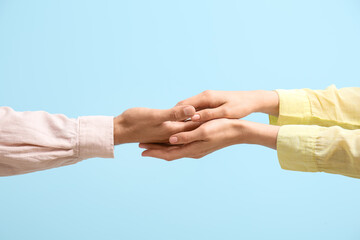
{"left": 269, "top": 85, "right": 360, "bottom": 178}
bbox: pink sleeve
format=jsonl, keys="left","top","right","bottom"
{"left": 0, "top": 107, "right": 114, "bottom": 176}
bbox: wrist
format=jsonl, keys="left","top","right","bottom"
{"left": 252, "top": 90, "right": 279, "bottom": 117}
{"left": 234, "top": 120, "right": 280, "bottom": 149}
{"left": 113, "top": 115, "right": 130, "bottom": 145}
{"left": 230, "top": 120, "right": 253, "bottom": 145}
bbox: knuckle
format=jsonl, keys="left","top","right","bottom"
{"left": 199, "top": 110, "right": 209, "bottom": 120}
{"left": 162, "top": 122, "right": 174, "bottom": 133}
{"left": 222, "top": 107, "right": 230, "bottom": 118}
{"left": 179, "top": 134, "right": 189, "bottom": 143}
{"left": 165, "top": 155, "right": 175, "bottom": 161}
{"left": 163, "top": 153, "right": 171, "bottom": 161}
{"left": 169, "top": 110, "right": 179, "bottom": 121}
{"left": 177, "top": 100, "right": 185, "bottom": 106}
{"left": 200, "top": 127, "right": 210, "bottom": 138}
{"left": 204, "top": 110, "right": 213, "bottom": 119}
{"left": 202, "top": 90, "right": 213, "bottom": 97}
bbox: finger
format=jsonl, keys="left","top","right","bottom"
{"left": 142, "top": 149, "right": 182, "bottom": 161}
{"left": 170, "top": 121, "right": 202, "bottom": 133}
{"left": 142, "top": 142, "right": 202, "bottom": 161}
{"left": 156, "top": 105, "right": 196, "bottom": 122}
{"left": 176, "top": 91, "right": 222, "bottom": 110}
{"left": 139, "top": 143, "right": 167, "bottom": 149}
{"left": 139, "top": 143, "right": 180, "bottom": 150}
{"left": 168, "top": 127, "right": 205, "bottom": 145}
{"left": 191, "top": 107, "right": 227, "bottom": 122}
{"left": 176, "top": 93, "right": 207, "bottom": 108}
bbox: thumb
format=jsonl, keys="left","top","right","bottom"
{"left": 161, "top": 105, "right": 196, "bottom": 122}
{"left": 191, "top": 107, "right": 226, "bottom": 122}
{"left": 169, "top": 127, "right": 205, "bottom": 145}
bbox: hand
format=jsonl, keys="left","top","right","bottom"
{"left": 176, "top": 90, "right": 279, "bottom": 122}
{"left": 114, "top": 105, "right": 200, "bottom": 145}
{"left": 139, "top": 120, "right": 280, "bottom": 161}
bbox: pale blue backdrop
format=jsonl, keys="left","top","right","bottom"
{"left": 0, "top": 0, "right": 360, "bottom": 239}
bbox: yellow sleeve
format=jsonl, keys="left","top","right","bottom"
{"left": 277, "top": 125, "right": 360, "bottom": 178}
{"left": 270, "top": 85, "right": 360, "bottom": 129}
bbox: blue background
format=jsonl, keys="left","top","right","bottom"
{"left": 1, "top": 0, "right": 360, "bottom": 239}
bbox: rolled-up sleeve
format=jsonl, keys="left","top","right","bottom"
{"left": 0, "top": 107, "right": 114, "bottom": 176}
{"left": 277, "top": 125, "right": 360, "bottom": 178}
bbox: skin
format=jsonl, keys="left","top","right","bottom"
{"left": 139, "top": 90, "right": 281, "bottom": 161}
{"left": 176, "top": 90, "right": 279, "bottom": 121}
{"left": 113, "top": 105, "right": 200, "bottom": 145}
{"left": 140, "top": 120, "right": 280, "bottom": 161}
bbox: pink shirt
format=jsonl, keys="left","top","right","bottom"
{"left": 0, "top": 107, "right": 114, "bottom": 176}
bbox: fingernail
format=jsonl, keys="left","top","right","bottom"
{"left": 169, "top": 136, "right": 178, "bottom": 144}
{"left": 192, "top": 114, "right": 200, "bottom": 121}
{"left": 139, "top": 144, "right": 145, "bottom": 149}
{"left": 183, "top": 106, "right": 194, "bottom": 116}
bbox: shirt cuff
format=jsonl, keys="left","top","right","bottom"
{"left": 269, "top": 89, "right": 312, "bottom": 126}
{"left": 78, "top": 116, "right": 114, "bottom": 159}
{"left": 276, "top": 125, "right": 320, "bottom": 173}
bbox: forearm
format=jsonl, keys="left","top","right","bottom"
{"left": 269, "top": 85, "right": 360, "bottom": 129}
{"left": 233, "top": 120, "right": 280, "bottom": 150}
{"left": 276, "top": 125, "right": 360, "bottom": 178}
{"left": 250, "top": 90, "right": 279, "bottom": 117}
{"left": 0, "top": 107, "right": 114, "bottom": 176}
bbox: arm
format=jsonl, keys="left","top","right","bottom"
{"left": 0, "top": 105, "right": 197, "bottom": 176}
{"left": 177, "top": 85, "right": 360, "bottom": 130}
{"left": 140, "top": 119, "right": 360, "bottom": 179}
{"left": 270, "top": 85, "right": 360, "bottom": 129}
{"left": 276, "top": 125, "right": 360, "bottom": 178}
{"left": 140, "top": 119, "right": 280, "bottom": 160}
{"left": 0, "top": 107, "right": 113, "bottom": 176}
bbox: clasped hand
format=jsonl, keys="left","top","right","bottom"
{"left": 114, "top": 90, "right": 281, "bottom": 161}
